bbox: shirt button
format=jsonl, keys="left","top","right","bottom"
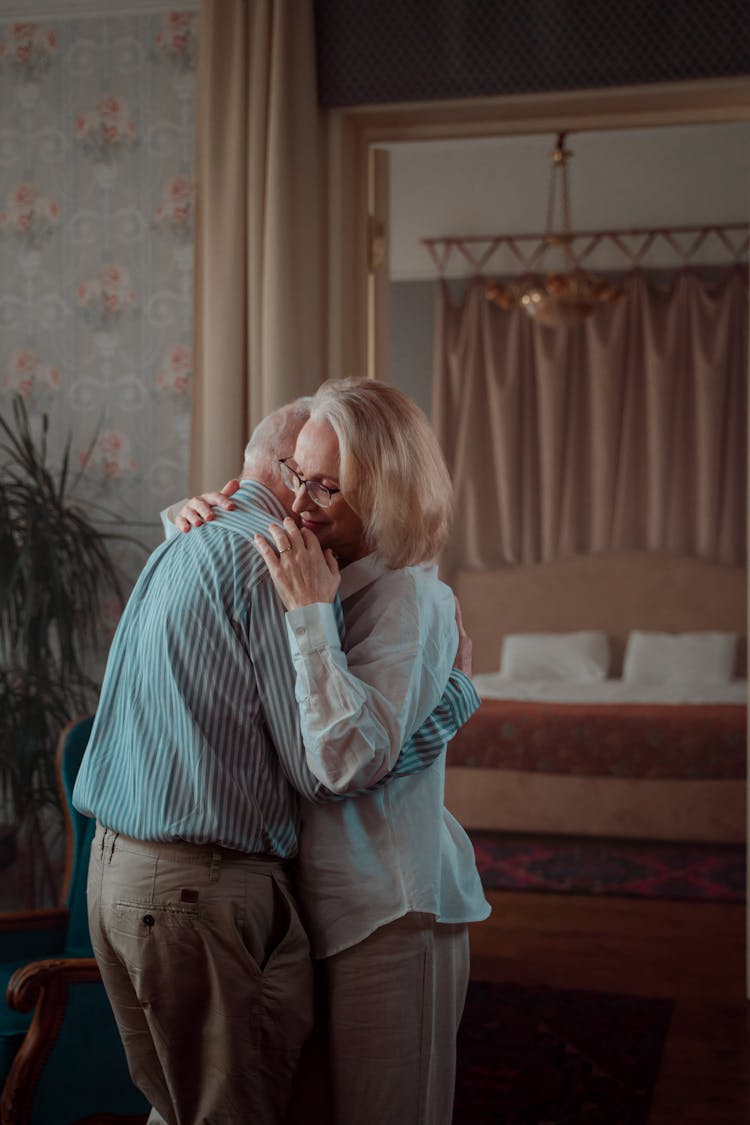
{"left": 294, "top": 627, "right": 305, "bottom": 637}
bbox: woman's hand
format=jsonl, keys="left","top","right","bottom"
{"left": 254, "top": 516, "right": 340, "bottom": 610}
{"left": 175, "top": 479, "right": 240, "bottom": 532}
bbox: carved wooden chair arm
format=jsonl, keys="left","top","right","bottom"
{"left": 1, "top": 957, "right": 140, "bottom": 1125}
{"left": 6, "top": 956, "right": 101, "bottom": 1012}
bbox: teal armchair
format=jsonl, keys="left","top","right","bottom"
{"left": 0, "top": 716, "right": 149, "bottom": 1125}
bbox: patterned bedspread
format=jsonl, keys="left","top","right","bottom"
{"left": 446, "top": 700, "right": 746, "bottom": 779}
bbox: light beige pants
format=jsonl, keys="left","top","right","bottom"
{"left": 289, "top": 912, "right": 470, "bottom": 1125}
{"left": 87, "top": 823, "right": 313, "bottom": 1125}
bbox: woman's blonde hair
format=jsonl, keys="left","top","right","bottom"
{"left": 310, "top": 377, "right": 453, "bottom": 568}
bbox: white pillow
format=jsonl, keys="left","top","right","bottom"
{"left": 500, "top": 631, "right": 610, "bottom": 682}
{"left": 622, "top": 630, "right": 738, "bottom": 684}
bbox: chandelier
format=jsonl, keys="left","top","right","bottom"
{"left": 486, "top": 132, "right": 622, "bottom": 325}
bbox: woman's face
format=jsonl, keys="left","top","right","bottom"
{"left": 287, "top": 417, "right": 367, "bottom": 565}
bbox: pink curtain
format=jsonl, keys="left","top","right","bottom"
{"left": 433, "top": 268, "right": 748, "bottom": 571}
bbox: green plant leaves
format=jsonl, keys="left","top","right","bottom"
{"left": 0, "top": 395, "right": 147, "bottom": 904}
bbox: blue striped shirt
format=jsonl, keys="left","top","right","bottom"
{"left": 73, "top": 482, "right": 320, "bottom": 855}
{"left": 74, "top": 482, "right": 479, "bottom": 855}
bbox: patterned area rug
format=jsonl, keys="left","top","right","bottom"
{"left": 455, "top": 980, "right": 673, "bottom": 1125}
{"left": 471, "top": 831, "right": 745, "bottom": 903}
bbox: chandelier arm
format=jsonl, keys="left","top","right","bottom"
{"left": 527, "top": 239, "right": 550, "bottom": 272}
{"left": 422, "top": 239, "right": 449, "bottom": 276}
{"left": 545, "top": 134, "right": 565, "bottom": 236}
{"left": 662, "top": 230, "right": 692, "bottom": 266}
{"left": 684, "top": 229, "right": 710, "bottom": 259}
{"left": 560, "top": 147, "right": 572, "bottom": 243}
{"left": 714, "top": 227, "right": 750, "bottom": 262}
{"left": 473, "top": 240, "right": 503, "bottom": 274}
{"left": 425, "top": 223, "right": 747, "bottom": 285}
{"left": 607, "top": 231, "right": 652, "bottom": 267}
{"left": 455, "top": 241, "right": 490, "bottom": 273}
{"left": 574, "top": 233, "right": 605, "bottom": 267}
{"left": 504, "top": 237, "right": 540, "bottom": 272}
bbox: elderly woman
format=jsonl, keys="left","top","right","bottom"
{"left": 252, "top": 377, "right": 490, "bottom": 1125}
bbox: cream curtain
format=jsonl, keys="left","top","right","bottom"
{"left": 434, "top": 269, "right": 748, "bottom": 572}
{"left": 191, "top": 0, "right": 326, "bottom": 490}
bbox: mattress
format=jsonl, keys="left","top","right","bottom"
{"left": 447, "top": 698, "right": 746, "bottom": 779}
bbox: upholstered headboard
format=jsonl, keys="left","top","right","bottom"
{"left": 453, "top": 551, "right": 747, "bottom": 677}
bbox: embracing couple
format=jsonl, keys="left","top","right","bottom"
{"left": 73, "top": 376, "right": 490, "bottom": 1125}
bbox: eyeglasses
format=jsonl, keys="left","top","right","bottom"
{"left": 279, "top": 458, "right": 341, "bottom": 509}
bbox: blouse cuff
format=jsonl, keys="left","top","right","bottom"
{"left": 286, "top": 602, "right": 341, "bottom": 656}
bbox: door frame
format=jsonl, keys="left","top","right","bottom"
{"left": 326, "top": 75, "right": 750, "bottom": 383}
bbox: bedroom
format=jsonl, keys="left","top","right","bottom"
{"left": 383, "top": 125, "right": 748, "bottom": 852}
{"left": 0, "top": 1, "right": 747, "bottom": 1122}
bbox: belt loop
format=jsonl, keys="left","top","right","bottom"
{"left": 209, "top": 849, "right": 221, "bottom": 882}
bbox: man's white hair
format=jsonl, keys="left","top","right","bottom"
{"left": 241, "top": 397, "right": 312, "bottom": 479}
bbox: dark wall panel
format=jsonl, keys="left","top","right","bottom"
{"left": 315, "top": 0, "right": 750, "bottom": 107}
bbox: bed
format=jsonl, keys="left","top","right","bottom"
{"left": 445, "top": 552, "right": 747, "bottom": 844}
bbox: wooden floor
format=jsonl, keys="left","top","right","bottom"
{"left": 469, "top": 890, "right": 749, "bottom": 1124}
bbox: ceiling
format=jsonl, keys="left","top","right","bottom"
{"left": 387, "top": 121, "right": 750, "bottom": 280}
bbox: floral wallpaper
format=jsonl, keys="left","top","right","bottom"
{"left": 0, "top": 8, "right": 198, "bottom": 615}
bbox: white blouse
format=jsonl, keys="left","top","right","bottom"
{"left": 285, "top": 554, "right": 491, "bottom": 959}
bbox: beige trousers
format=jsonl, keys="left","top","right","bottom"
{"left": 289, "top": 912, "right": 470, "bottom": 1125}
{"left": 87, "top": 823, "right": 313, "bottom": 1125}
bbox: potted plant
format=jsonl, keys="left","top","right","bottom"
{"left": 0, "top": 395, "right": 142, "bottom": 907}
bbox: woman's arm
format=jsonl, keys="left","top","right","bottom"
{"left": 255, "top": 518, "right": 458, "bottom": 793}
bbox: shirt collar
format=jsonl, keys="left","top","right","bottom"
{"left": 236, "top": 479, "right": 288, "bottom": 522}
{"left": 338, "top": 553, "right": 389, "bottom": 599}
{"left": 338, "top": 554, "right": 439, "bottom": 600}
